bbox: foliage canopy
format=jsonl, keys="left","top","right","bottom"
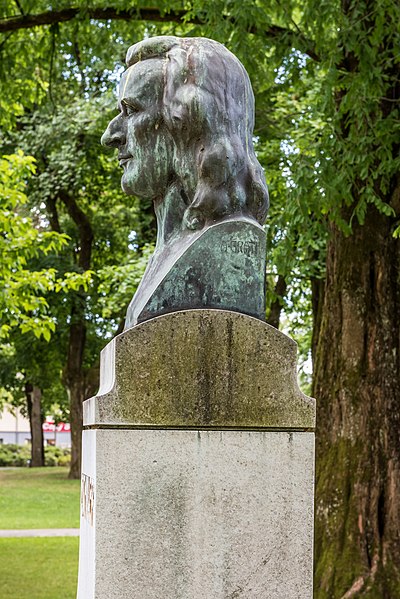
{"left": 0, "top": 1, "right": 399, "bottom": 592}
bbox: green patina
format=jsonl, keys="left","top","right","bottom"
{"left": 125, "top": 218, "right": 266, "bottom": 329}
{"left": 101, "top": 36, "right": 269, "bottom": 330}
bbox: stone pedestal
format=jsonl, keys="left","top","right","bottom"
{"left": 77, "top": 310, "right": 315, "bottom": 599}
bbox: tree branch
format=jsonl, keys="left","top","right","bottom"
{"left": 13, "top": 0, "right": 25, "bottom": 16}
{"left": 58, "top": 190, "right": 93, "bottom": 271}
{"left": 46, "top": 196, "right": 61, "bottom": 233}
{"left": 0, "top": 6, "right": 320, "bottom": 61}
{"left": 0, "top": 7, "right": 196, "bottom": 30}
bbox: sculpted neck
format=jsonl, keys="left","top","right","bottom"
{"left": 153, "top": 182, "right": 188, "bottom": 251}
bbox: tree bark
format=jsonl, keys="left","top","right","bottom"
{"left": 266, "top": 274, "right": 287, "bottom": 329}
{"left": 64, "top": 320, "right": 87, "bottom": 479}
{"left": 58, "top": 191, "right": 94, "bottom": 479}
{"left": 313, "top": 3, "right": 400, "bottom": 592}
{"left": 25, "top": 382, "right": 44, "bottom": 467}
{"left": 313, "top": 200, "right": 400, "bottom": 597}
{"left": 311, "top": 275, "right": 324, "bottom": 364}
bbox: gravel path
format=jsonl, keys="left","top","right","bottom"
{"left": 0, "top": 528, "right": 79, "bottom": 537}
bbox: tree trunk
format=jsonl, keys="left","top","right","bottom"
{"left": 67, "top": 372, "right": 86, "bottom": 480}
{"left": 266, "top": 274, "right": 287, "bottom": 329}
{"left": 58, "top": 191, "right": 94, "bottom": 480}
{"left": 311, "top": 275, "right": 324, "bottom": 364}
{"left": 313, "top": 202, "right": 400, "bottom": 597}
{"left": 64, "top": 318, "right": 100, "bottom": 480}
{"left": 64, "top": 320, "right": 87, "bottom": 480}
{"left": 25, "top": 382, "right": 44, "bottom": 467}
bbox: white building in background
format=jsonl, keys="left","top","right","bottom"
{"left": 0, "top": 404, "right": 71, "bottom": 448}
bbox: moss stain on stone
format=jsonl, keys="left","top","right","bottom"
{"left": 88, "top": 310, "right": 315, "bottom": 430}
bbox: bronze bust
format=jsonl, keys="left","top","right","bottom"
{"left": 102, "top": 36, "right": 269, "bottom": 328}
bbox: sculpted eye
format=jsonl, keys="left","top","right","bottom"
{"left": 121, "top": 100, "right": 139, "bottom": 116}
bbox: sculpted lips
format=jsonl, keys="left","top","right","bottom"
{"left": 118, "top": 155, "right": 131, "bottom": 167}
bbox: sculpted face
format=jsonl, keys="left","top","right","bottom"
{"left": 101, "top": 60, "right": 173, "bottom": 199}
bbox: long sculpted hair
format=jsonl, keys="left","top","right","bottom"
{"left": 126, "top": 36, "right": 269, "bottom": 230}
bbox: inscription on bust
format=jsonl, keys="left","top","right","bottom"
{"left": 81, "top": 473, "right": 95, "bottom": 526}
{"left": 221, "top": 239, "right": 259, "bottom": 257}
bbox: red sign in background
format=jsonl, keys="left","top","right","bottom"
{"left": 42, "top": 419, "right": 71, "bottom": 433}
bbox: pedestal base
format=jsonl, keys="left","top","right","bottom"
{"left": 77, "top": 428, "right": 314, "bottom": 599}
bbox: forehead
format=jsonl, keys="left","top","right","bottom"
{"left": 119, "top": 59, "right": 165, "bottom": 102}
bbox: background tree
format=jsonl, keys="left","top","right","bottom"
{"left": 0, "top": 331, "right": 70, "bottom": 467}
{"left": 0, "top": 151, "right": 68, "bottom": 339}
{"left": 0, "top": 1, "right": 399, "bottom": 595}
{"left": 1, "top": 96, "right": 154, "bottom": 477}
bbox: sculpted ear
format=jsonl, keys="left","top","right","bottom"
{"left": 163, "top": 48, "right": 187, "bottom": 129}
{"left": 163, "top": 46, "right": 206, "bottom": 138}
{"left": 164, "top": 84, "right": 203, "bottom": 139}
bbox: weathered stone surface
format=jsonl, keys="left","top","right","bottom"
{"left": 77, "top": 429, "right": 314, "bottom": 599}
{"left": 83, "top": 309, "right": 315, "bottom": 430}
{"left": 125, "top": 218, "right": 266, "bottom": 328}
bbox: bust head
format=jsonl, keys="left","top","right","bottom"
{"left": 102, "top": 36, "right": 269, "bottom": 234}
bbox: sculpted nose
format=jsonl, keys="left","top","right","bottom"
{"left": 101, "top": 115, "right": 125, "bottom": 148}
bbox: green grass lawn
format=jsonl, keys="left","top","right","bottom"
{"left": 0, "top": 467, "right": 80, "bottom": 529}
{"left": 0, "top": 537, "right": 79, "bottom": 599}
{"left": 0, "top": 467, "right": 80, "bottom": 598}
